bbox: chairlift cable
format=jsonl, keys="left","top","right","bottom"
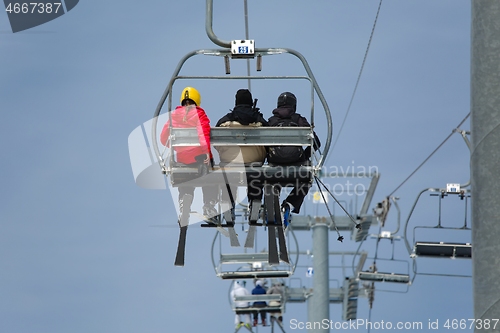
{"left": 388, "top": 112, "right": 470, "bottom": 197}
{"left": 330, "top": 0, "right": 384, "bottom": 154}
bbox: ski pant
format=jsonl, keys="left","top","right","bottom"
{"left": 220, "top": 163, "right": 263, "bottom": 204}
{"left": 274, "top": 182, "right": 311, "bottom": 214}
{"left": 252, "top": 303, "right": 267, "bottom": 322}
{"left": 178, "top": 185, "right": 217, "bottom": 206}
{"left": 222, "top": 180, "right": 263, "bottom": 203}
{"left": 268, "top": 160, "right": 311, "bottom": 213}
{"left": 234, "top": 308, "right": 251, "bottom": 325}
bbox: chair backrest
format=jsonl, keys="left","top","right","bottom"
{"left": 169, "top": 127, "right": 314, "bottom": 147}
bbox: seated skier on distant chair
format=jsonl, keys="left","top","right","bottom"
{"left": 267, "top": 282, "right": 285, "bottom": 324}
{"left": 215, "top": 89, "right": 268, "bottom": 221}
{"left": 252, "top": 280, "right": 268, "bottom": 327}
{"left": 231, "top": 281, "right": 252, "bottom": 330}
{"left": 266, "top": 92, "right": 321, "bottom": 228}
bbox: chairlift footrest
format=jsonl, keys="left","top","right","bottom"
{"left": 248, "top": 222, "right": 264, "bottom": 227}
{"left": 201, "top": 223, "right": 234, "bottom": 228}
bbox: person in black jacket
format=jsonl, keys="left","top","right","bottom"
{"left": 216, "top": 89, "right": 269, "bottom": 130}
{"left": 215, "top": 89, "right": 269, "bottom": 214}
{"left": 267, "top": 92, "right": 321, "bottom": 224}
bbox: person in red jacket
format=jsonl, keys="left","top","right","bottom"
{"left": 160, "top": 87, "right": 218, "bottom": 225}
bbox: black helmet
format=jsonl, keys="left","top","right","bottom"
{"left": 235, "top": 89, "right": 253, "bottom": 106}
{"left": 277, "top": 92, "right": 297, "bottom": 109}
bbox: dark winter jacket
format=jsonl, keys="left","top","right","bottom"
{"left": 216, "top": 105, "right": 269, "bottom": 127}
{"left": 215, "top": 105, "right": 268, "bottom": 164}
{"left": 251, "top": 284, "right": 267, "bottom": 306}
{"left": 268, "top": 105, "right": 321, "bottom": 161}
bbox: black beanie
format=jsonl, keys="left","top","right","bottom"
{"left": 235, "top": 89, "right": 253, "bottom": 106}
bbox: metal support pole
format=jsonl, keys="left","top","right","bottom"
{"left": 307, "top": 221, "right": 330, "bottom": 333}
{"left": 243, "top": 0, "right": 252, "bottom": 90}
{"left": 205, "top": 0, "right": 231, "bottom": 48}
{"left": 471, "top": 1, "right": 500, "bottom": 330}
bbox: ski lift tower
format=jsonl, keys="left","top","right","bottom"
{"left": 471, "top": 0, "right": 500, "bottom": 326}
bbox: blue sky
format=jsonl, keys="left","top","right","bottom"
{"left": 0, "top": 1, "right": 473, "bottom": 332}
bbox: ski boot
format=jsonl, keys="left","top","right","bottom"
{"left": 281, "top": 201, "right": 293, "bottom": 230}
{"left": 202, "top": 202, "right": 220, "bottom": 225}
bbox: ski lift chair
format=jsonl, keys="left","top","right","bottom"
{"left": 352, "top": 197, "right": 411, "bottom": 289}
{"left": 357, "top": 258, "right": 410, "bottom": 285}
{"left": 211, "top": 227, "right": 300, "bottom": 280}
{"left": 405, "top": 187, "right": 472, "bottom": 260}
{"left": 403, "top": 187, "right": 472, "bottom": 280}
{"left": 151, "top": 5, "right": 332, "bottom": 266}
{"left": 233, "top": 294, "right": 286, "bottom": 332}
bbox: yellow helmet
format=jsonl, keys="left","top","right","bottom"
{"left": 180, "top": 86, "right": 201, "bottom": 106}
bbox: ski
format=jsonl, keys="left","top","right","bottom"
{"left": 221, "top": 201, "right": 240, "bottom": 247}
{"left": 244, "top": 224, "right": 257, "bottom": 248}
{"left": 174, "top": 194, "right": 193, "bottom": 267}
{"left": 245, "top": 200, "right": 261, "bottom": 248}
{"left": 264, "top": 185, "right": 279, "bottom": 264}
{"left": 217, "top": 225, "right": 230, "bottom": 238}
{"left": 249, "top": 199, "right": 261, "bottom": 222}
{"left": 228, "top": 225, "right": 241, "bottom": 247}
{"left": 268, "top": 224, "right": 279, "bottom": 264}
{"left": 273, "top": 190, "right": 290, "bottom": 263}
{"left": 221, "top": 201, "right": 234, "bottom": 224}
{"left": 277, "top": 227, "right": 289, "bottom": 263}
{"left": 174, "top": 225, "right": 188, "bottom": 266}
